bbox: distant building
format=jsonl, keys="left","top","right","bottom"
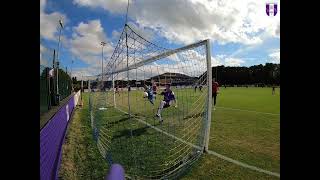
{"left": 148, "top": 72, "right": 197, "bottom": 86}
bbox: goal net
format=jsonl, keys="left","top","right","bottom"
{"left": 89, "top": 24, "right": 212, "bottom": 179}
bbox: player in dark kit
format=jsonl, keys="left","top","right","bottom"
{"left": 212, "top": 80, "right": 219, "bottom": 110}
{"left": 152, "top": 81, "right": 157, "bottom": 99}
{"left": 272, "top": 86, "right": 275, "bottom": 95}
{"left": 156, "top": 84, "right": 177, "bottom": 123}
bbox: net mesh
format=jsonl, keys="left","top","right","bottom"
{"left": 89, "top": 24, "right": 210, "bottom": 179}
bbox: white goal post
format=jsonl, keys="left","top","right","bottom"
{"left": 106, "top": 38, "right": 213, "bottom": 153}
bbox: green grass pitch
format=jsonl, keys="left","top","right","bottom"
{"left": 59, "top": 87, "right": 280, "bottom": 179}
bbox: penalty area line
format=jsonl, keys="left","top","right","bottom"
{"left": 216, "top": 106, "right": 280, "bottom": 116}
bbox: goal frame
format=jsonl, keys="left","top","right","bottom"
{"left": 108, "top": 37, "right": 213, "bottom": 153}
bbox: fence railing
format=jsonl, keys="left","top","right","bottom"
{"left": 40, "top": 65, "right": 73, "bottom": 115}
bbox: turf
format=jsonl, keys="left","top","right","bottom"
{"left": 59, "top": 87, "right": 280, "bottom": 179}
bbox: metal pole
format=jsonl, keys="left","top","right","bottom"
{"left": 81, "top": 75, "right": 84, "bottom": 106}
{"left": 57, "top": 27, "right": 62, "bottom": 61}
{"left": 101, "top": 42, "right": 106, "bottom": 91}
{"left": 71, "top": 60, "right": 73, "bottom": 79}
{"left": 102, "top": 45, "right": 104, "bottom": 89}
{"left": 52, "top": 50, "right": 55, "bottom": 68}
{"left": 204, "top": 39, "right": 212, "bottom": 153}
{"left": 56, "top": 21, "right": 63, "bottom": 99}
{"left": 112, "top": 66, "right": 116, "bottom": 107}
{"left": 126, "top": 25, "right": 130, "bottom": 116}
{"left": 81, "top": 75, "right": 83, "bottom": 92}
{"left": 52, "top": 50, "right": 56, "bottom": 103}
{"left": 125, "top": 0, "right": 130, "bottom": 24}
{"left": 47, "top": 68, "right": 51, "bottom": 109}
{"left": 57, "top": 28, "right": 62, "bottom": 96}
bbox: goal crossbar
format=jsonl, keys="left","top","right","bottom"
{"left": 105, "top": 39, "right": 208, "bottom": 76}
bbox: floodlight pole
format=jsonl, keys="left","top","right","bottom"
{"left": 71, "top": 60, "right": 73, "bottom": 79}
{"left": 81, "top": 74, "right": 84, "bottom": 106}
{"left": 56, "top": 19, "right": 64, "bottom": 100}
{"left": 204, "top": 39, "right": 212, "bottom": 153}
{"left": 101, "top": 41, "right": 106, "bottom": 90}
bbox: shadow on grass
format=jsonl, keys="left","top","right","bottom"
{"left": 102, "top": 116, "right": 131, "bottom": 129}
{"left": 112, "top": 125, "right": 152, "bottom": 139}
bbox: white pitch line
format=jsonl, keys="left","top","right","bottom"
{"left": 216, "top": 106, "right": 280, "bottom": 116}
{"left": 112, "top": 106, "right": 280, "bottom": 178}
{"left": 205, "top": 150, "right": 280, "bottom": 177}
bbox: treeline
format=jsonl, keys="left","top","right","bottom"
{"left": 212, "top": 63, "right": 280, "bottom": 86}
{"left": 73, "top": 63, "right": 280, "bottom": 90}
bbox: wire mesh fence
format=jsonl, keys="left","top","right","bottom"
{"left": 40, "top": 65, "right": 51, "bottom": 114}
{"left": 40, "top": 64, "right": 73, "bottom": 115}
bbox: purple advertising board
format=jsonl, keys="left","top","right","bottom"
{"left": 40, "top": 95, "right": 76, "bottom": 180}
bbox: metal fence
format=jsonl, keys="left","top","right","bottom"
{"left": 40, "top": 65, "right": 51, "bottom": 114}
{"left": 40, "top": 65, "right": 73, "bottom": 115}
{"left": 58, "top": 68, "right": 72, "bottom": 100}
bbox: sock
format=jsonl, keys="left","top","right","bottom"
{"left": 157, "top": 101, "right": 165, "bottom": 115}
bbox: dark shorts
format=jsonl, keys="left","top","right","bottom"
{"left": 212, "top": 92, "right": 217, "bottom": 97}
{"left": 163, "top": 102, "right": 171, "bottom": 108}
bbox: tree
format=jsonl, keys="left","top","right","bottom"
{"left": 207, "top": 63, "right": 280, "bottom": 86}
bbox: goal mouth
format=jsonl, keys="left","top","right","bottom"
{"left": 89, "top": 24, "right": 212, "bottom": 179}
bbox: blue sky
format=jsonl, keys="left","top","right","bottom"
{"left": 40, "top": 0, "right": 280, "bottom": 77}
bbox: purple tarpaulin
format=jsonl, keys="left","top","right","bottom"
{"left": 40, "top": 95, "right": 76, "bottom": 180}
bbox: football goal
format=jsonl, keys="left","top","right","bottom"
{"left": 89, "top": 24, "right": 213, "bottom": 179}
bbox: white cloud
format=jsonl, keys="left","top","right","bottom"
{"left": 70, "top": 0, "right": 280, "bottom": 74}
{"left": 69, "top": 20, "right": 113, "bottom": 66}
{"left": 68, "top": 20, "right": 117, "bottom": 80}
{"left": 40, "top": 44, "right": 45, "bottom": 56}
{"left": 73, "top": 0, "right": 128, "bottom": 14}
{"left": 75, "top": 0, "right": 279, "bottom": 45}
{"left": 72, "top": 66, "right": 101, "bottom": 79}
{"left": 112, "top": 30, "right": 122, "bottom": 41}
{"left": 40, "top": 0, "right": 68, "bottom": 40}
{"left": 100, "top": 45, "right": 209, "bottom": 80}
{"left": 211, "top": 56, "right": 223, "bottom": 66}
{"left": 127, "top": 22, "right": 156, "bottom": 42}
{"left": 40, "top": 59, "right": 49, "bottom": 67}
{"left": 224, "top": 57, "right": 245, "bottom": 66}
{"left": 268, "top": 49, "right": 280, "bottom": 63}
{"left": 40, "top": 44, "right": 50, "bottom": 66}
